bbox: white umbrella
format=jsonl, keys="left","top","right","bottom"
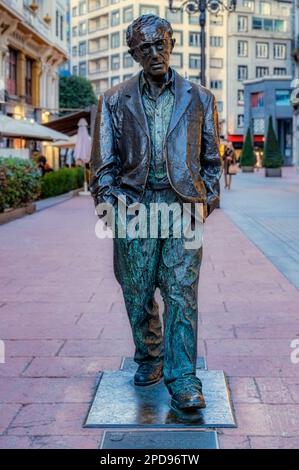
{"left": 74, "top": 118, "right": 91, "bottom": 195}
{"left": 74, "top": 118, "right": 91, "bottom": 163}
{"left": 0, "top": 114, "right": 70, "bottom": 142}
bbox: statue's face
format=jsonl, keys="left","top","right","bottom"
{"left": 129, "top": 22, "right": 175, "bottom": 77}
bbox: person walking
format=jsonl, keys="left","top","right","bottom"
{"left": 223, "top": 143, "right": 237, "bottom": 190}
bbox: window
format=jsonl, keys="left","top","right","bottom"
{"left": 238, "top": 65, "right": 248, "bottom": 80}
{"left": 217, "top": 101, "right": 223, "bottom": 113}
{"left": 256, "top": 66, "right": 269, "bottom": 78}
{"left": 253, "top": 17, "right": 286, "bottom": 32}
{"left": 251, "top": 92, "right": 264, "bottom": 108}
{"left": 210, "top": 36, "right": 223, "bottom": 47}
{"left": 72, "top": 26, "right": 78, "bottom": 37}
{"left": 56, "top": 10, "right": 59, "bottom": 37}
{"left": 189, "top": 32, "right": 201, "bottom": 48}
{"left": 111, "top": 76, "right": 120, "bottom": 87}
{"left": 95, "top": 78, "right": 109, "bottom": 94}
{"left": 275, "top": 90, "right": 290, "bottom": 106}
{"left": 25, "top": 58, "right": 33, "bottom": 105}
{"left": 140, "top": 5, "right": 159, "bottom": 16}
{"left": 274, "top": 67, "right": 287, "bottom": 76}
{"left": 238, "top": 40, "right": 248, "bottom": 57}
{"left": 238, "top": 89, "right": 244, "bottom": 104}
{"left": 242, "top": 0, "right": 254, "bottom": 10}
{"left": 60, "top": 15, "right": 64, "bottom": 41}
{"left": 189, "top": 14, "right": 199, "bottom": 25}
{"left": 123, "top": 6, "right": 133, "bottom": 23}
{"left": 274, "top": 43, "right": 286, "bottom": 59}
{"left": 111, "top": 54, "right": 120, "bottom": 70}
{"left": 79, "top": 42, "right": 87, "bottom": 56}
{"left": 165, "top": 7, "right": 183, "bottom": 24}
{"left": 111, "top": 10, "right": 120, "bottom": 27}
{"left": 89, "top": 14, "right": 108, "bottom": 32}
{"left": 79, "top": 22, "right": 87, "bottom": 36}
{"left": 72, "top": 65, "right": 78, "bottom": 75}
{"left": 237, "top": 114, "right": 244, "bottom": 128}
{"left": 79, "top": 61, "right": 87, "bottom": 77}
{"left": 79, "top": 1, "right": 87, "bottom": 15}
{"left": 253, "top": 118, "right": 265, "bottom": 135}
{"left": 210, "top": 58, "right": 223, "bottom": 68}
{"left": 173, "top": 30, "right": 183, "bottom": 46}
{"left": 256, "top": 42, "right": 269, "bottom": 59}
{"left": 259, "top": 1, "right": 271, "bottom": 15}
{"left": 238, "top": 16, "right": 248, "bottom": 32}
{"left": 123, "top": 52, "right": 133, "bottom": 68}
{"left": 7, "top": 48, "right": 17, "bottom": 96}
{"left": 210, "top": 80, "right": 223, "bottom": 89}
{"left": 171, "top": 53, "right": 183, "bottom": 68}
{"left": 72, "top": 6, "right": 78, "bottom": 17}
{"left": 189, "top": 75, "right": 201, "bottom": 84}
{"left": 189, "top": 54, "right": 201, "bottom": 69}
{"left": 72, "top": 46, "right": 78, "bottom": 56}
{"left": 123, "top": 30, "right": 127, "bottom": 46}
{"left": 111, "top": 32, "right": 120, "bottom": 48}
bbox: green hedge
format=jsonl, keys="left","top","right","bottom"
{"left": 0, "top": 157, "right": 41, "bottom": 213}
{"left": 263, "top": 116, "right": 283, "bottom": 169}
{"left": 40, "top": 167, "right": 84, "bottom": 199}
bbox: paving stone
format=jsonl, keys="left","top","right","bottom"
{"left": 0, "top": 404, "right": 22, "bottom": 434}
{"left": 22, "top": 357, "right": 122, "bottom": 378}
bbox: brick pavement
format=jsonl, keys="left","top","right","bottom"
{"left": 0, "top": 175, "right": 299, "bottom": 449}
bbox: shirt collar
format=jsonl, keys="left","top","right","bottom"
{"left": 140, "top": 67, "right": 175, "bottom": 96}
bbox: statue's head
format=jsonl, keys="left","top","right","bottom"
{"left": 127, "top": 14, "right": 176, "bottom": 77}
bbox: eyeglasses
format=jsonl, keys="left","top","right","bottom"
{"left": 130, "top": 39, "right": 171, "bottom": 56}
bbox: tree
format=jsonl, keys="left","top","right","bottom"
{"left": 240, "top": 127, "right": 256, "bottom": 167}
{"left": 263, "top": 116, "right": 283, "bottom": 168}
{"left": 59, "top": 76, "right": 97, "bottom": 113}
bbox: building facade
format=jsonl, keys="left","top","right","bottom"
{"left": 227, "top": 0, "right": 293, "bottom": 149}
{"left": 0, "top": 0, "right": 68, "bottom": 123}
{"left": 292, "top": 0, "right": 299, "bottom": 167}
{"left": 69, "top": 0, "right": 293, "bottom": 147}
{"left": 244, "top": 76, "right": 293, "bottom": 165}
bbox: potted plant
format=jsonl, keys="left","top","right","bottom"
{"left": 240, "top": 127, "right": 256, "bottom": 172}
{"left": 263, "top": 116, "right": 283, "bottom": 177}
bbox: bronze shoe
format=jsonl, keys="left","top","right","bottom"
{"left": 170, "top": 388, "right": 206, "bottom": 411}
{"left": 134, "top": 362, "right": 163, "bottom": 386}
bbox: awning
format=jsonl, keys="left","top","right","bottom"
{"left": 228, "top": 134, "right": 265, "bottom": 143}
{"left": 0, "top": 115, "right": 70, "bottom": 142}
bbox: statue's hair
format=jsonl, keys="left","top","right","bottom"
{"left": 126, "top": 14, "right": 173, "bottom": 48}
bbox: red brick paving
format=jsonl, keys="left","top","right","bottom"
{"left": 0, "top": 196, "right": 299, "bottom": 448}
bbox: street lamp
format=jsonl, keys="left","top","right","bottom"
{"left": 169, "top": 0, "right": 237, "bottom": 86}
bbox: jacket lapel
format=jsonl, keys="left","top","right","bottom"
{"left": 124, "top": 73, "right": 150, "bottom": 138}
{"left": 124, "top": 69, "right": 193, "bottom": 138}
{"left": 167, "top": 70, "right": 193, "bottom": 137}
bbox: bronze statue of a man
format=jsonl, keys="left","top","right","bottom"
{"left": 90, "top": 14, "right": 221, "bottom": 412}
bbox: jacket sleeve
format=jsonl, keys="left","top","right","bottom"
{"left": 90, "top": 94, "right": 121, "bottom": 209}
{"left": 200, "top": 92, "right": 222, "bottom": 216}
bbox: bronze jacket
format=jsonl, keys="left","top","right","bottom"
{"left": 90, "top": 69, "right": 222, "bottom": 216}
